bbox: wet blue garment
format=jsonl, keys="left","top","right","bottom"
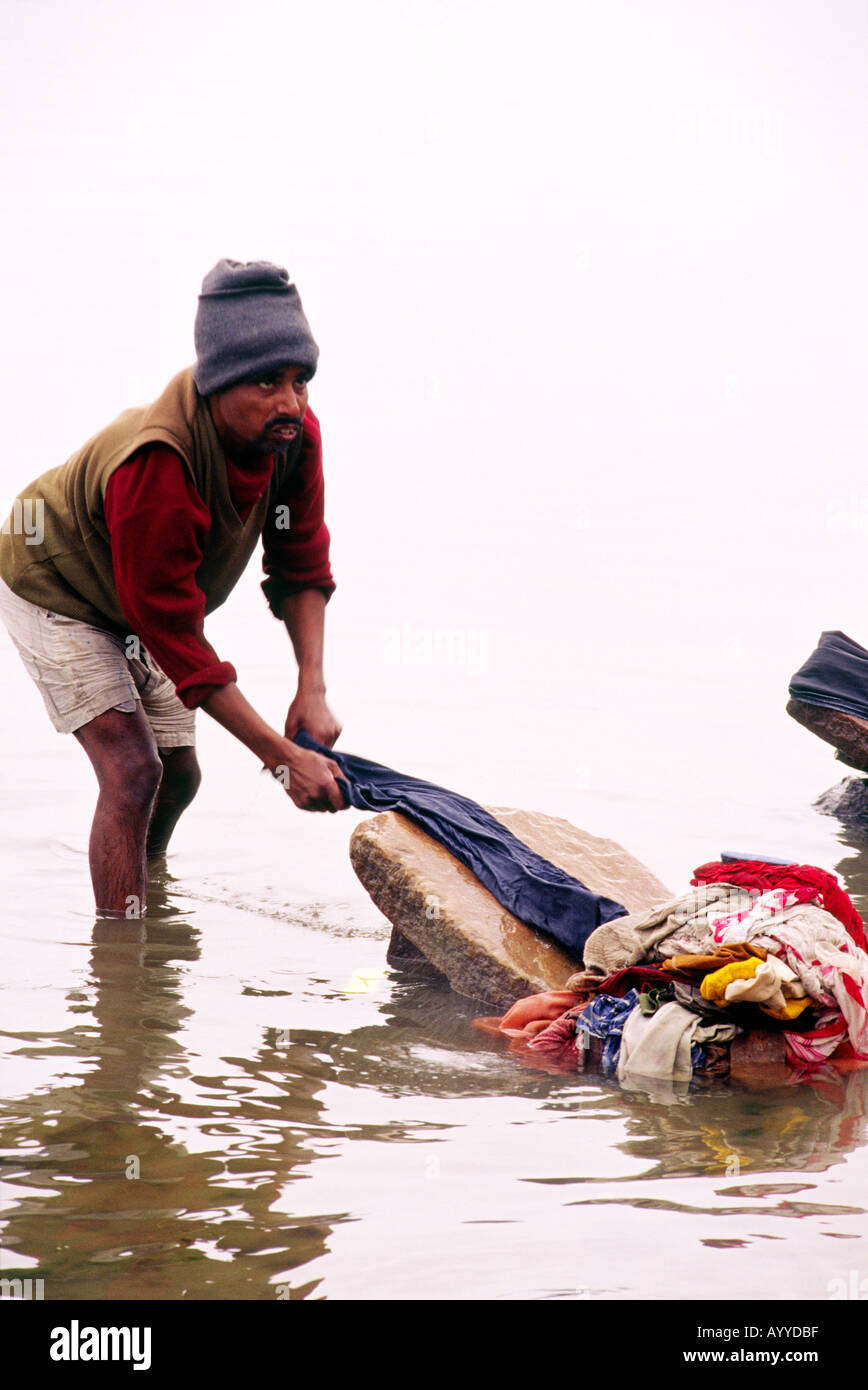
{"left": 789, "top": 631, "right": 868, "bottom": 721}
{"left": 573, "top": 989, "right": 639, "bottom": 1075}
{"left": 293, "top": 729, "right": 628, "bottom": 958}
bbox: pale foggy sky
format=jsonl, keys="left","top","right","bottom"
{"left": 1, "top": 0, "right": 866, "bottom": 757}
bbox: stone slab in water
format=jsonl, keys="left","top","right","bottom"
{"left": 349, "top": 806, "right": 671, "bottom": 1009}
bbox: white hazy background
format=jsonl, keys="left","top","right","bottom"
{"left": 1, "top": 0, "right": 867, "bottom": 888}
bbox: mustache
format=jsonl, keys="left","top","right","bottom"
{"left": 265, "top": 414, "right": 302, "bottom": 430}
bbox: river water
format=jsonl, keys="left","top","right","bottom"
{"left": 2, "top": 519, "right": 867, "bottom": 1302}
{"left": 2, "top": 0, "right": 867, "bottom": 1305}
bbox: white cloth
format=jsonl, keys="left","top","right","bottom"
{"left": 656, "top": 888, "right": 868, "bottom": 1054}
{"left": 617, "top": 1002, "right": 698, "bottom": 1082}
{"left": 616, "top": 1002, "right": 740, "bottom": 1084}
{"left": 723, "top": 955, "right": 805, "bottom": 1009}
{"left": 582, "top": 885, "right": 757, "bottom": 974}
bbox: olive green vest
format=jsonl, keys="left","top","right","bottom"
{"left": 0, "top": 368, "right": 302, "bottom": 634}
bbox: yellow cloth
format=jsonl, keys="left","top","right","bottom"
{"left": 701, "top": 954, "right": 810, "bottom": 1019}
{"left": 760, "top": 995, "right": 813, "bottom": 1021}
{"left": 700, "top": 957, "right": 762, "bottom": 1002}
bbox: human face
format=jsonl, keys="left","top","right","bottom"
{"left": 208, "top": 365, "right": 310, "bottom": 457}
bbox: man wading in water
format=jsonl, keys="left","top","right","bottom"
{"left": 0, "top": 259, "right": 345, "bottom": 918}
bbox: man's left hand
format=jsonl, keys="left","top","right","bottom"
{"left": 285, "top": 689, "right": 342, "bottom": 747}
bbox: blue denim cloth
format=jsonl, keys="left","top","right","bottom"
{"left": 574, "top": 989, "right": 639, "bottom": 1075}
{"left": 789, "top": 630, "right": 868, "bottom": 720}
{"left": 293, "top": 729, "right": 628, "bottom": 957}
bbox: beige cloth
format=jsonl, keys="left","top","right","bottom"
{"left": 582, "top": 885, "right": 758, "bottom": 974}
{"left": 0, "top": 576, "right": 194, "bottom": 746}
{"left": 616, "top": 1001, "right": 740, "bottom": 1086}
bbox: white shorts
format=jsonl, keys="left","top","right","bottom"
{"left": 0, "top": 577, "right": 195, "bottom": 748}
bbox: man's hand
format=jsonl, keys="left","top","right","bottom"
{"left": 271, "top": 738, "right": 346, "bottom": 812}
{"left": 201, "top": 683, "right": 346, "bottom": 812}
{"left": 285, "top": 688, "right": 342, "bottom": 747}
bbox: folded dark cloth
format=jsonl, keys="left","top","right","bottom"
{"left": 672, "top": 979, "right": 819, "bottom": 1033}
{"left": 293, "top": 729, "right": 628, "bottom": 957}
{"left": 789, "top": 630, "right": 868, "bottom": 722}
{"left": 695, "top": 1042, "right": 730, "bottom": 1078}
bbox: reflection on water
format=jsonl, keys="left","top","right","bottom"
{"left": 2, "top": 841, "right": 867, "bottom": 1302}
{"left": 1, "top": 885, "right": 332, "bottom": 1300}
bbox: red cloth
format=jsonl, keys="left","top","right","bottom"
{"left": 526, "top": 1008, "right": 582, "bottom": 1063}
{"left": 103, "top": 407, "right": 334, "bottom": 709}
{"left": 471, "top": 990, "right": 583, "bottom": 1039}
{"left": 593, "top": 965, "right": 674, "bottom": 997}
{"left": 691, "top": 860, "right": 867, "bottom": 954}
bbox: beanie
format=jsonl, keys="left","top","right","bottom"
{"left": 193, "top": 259, "right": 319, "bottom": 396}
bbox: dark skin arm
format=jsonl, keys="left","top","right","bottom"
{"left": 281, "top": 588, "right": 342, "bottom": 746}
{"left": 202, "top": 682, "right": 345, "bottom": 811}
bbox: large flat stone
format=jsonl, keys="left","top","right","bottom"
{"left": 349, "top": 807, "right": 671, "bottom": 1009}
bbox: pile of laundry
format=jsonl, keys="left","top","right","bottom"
{"left": 474, "top": 860, "right": 868, "bottom": 1084}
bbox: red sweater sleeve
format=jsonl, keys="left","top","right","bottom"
{"left": 104, "top": 446, "right": 238, "bottom": 709}
{"left": 261, "top": 406, "right": 336, "bottom": 617}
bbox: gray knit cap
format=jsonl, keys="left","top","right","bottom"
{"left": 193, "top": 259, "right": 319, "bottom": 396}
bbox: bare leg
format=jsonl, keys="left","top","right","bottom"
{"left": 147, "top": 746, "right": 202, "bottom": 857}
{"left": 74, "top": 706, "right": 163, "bottom": 916}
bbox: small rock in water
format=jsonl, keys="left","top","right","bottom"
{"left": 814, "top": 776, "right": 868, "bottom": 833}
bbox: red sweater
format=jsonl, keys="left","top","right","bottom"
{"left": 103, "top": 407, "right": 334, "bottom": 709}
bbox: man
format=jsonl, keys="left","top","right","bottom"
{"left": 0, "top": 258, "right": 346, "bottom": 919}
